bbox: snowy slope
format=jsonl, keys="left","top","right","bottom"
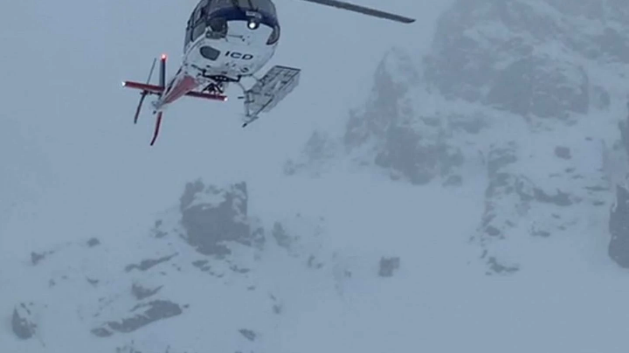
{"left": 3, "top": 180, "right": 340, "bottom": 353}
{"left": 5, "top": 0, "right": 629, "bottom": 353}
{"left": 288, "top": 0, "right": 629, "bottom": 273}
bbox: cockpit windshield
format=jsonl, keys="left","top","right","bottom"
{"left": 185, "top": 0, "right": 280, "bottom": 50}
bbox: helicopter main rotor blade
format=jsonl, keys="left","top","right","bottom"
{"left": 299, "top": 0, "right": 415, "bottom": 23}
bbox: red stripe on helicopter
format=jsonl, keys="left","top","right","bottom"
{"left": 162, "top": 75, "right": 199, "bottom": 105}
{"left": 122, "top": 81, "right": 227, "bottom": 101}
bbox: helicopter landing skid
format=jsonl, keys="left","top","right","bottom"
{"left": 237, "top": 65, "right": 301, "bottom": 127}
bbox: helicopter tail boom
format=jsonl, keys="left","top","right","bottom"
{"left": 122, "top": 54, "right": 227, "bottom": 146}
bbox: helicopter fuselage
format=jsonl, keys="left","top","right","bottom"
{"left": 153, "top": 0, "right": 280, "bottom": 111}
{"left": 184, "top": 2, "right": 279, "bottom": 79}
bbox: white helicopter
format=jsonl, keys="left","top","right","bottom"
{"left": 123, "top": 0, "right": 414, "bottom": 145}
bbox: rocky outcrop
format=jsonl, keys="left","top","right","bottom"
{"left": 423, "top": 0, "right": 629, "bottom": 121}
{"left": 609, "top": 185, "right": 629, "bottom": 268}
{"left": 131, "top": 282, "right": 163, "bottom": 300}
{"left": 91, "top": 300, "right": 183, "bottom": 337}
{"left": 478, "top": 142, "right": 521, "bottom": 241}
{"left": 417, "top": 0, "right": 626, "bottom": 274}
{"left": 620, "top": 107, "right": 629, "bottom": 158}
{"left": 284, "top": 130, "right": 340, "bottom": 177}
{"left": 179, "top": 180, "right": 263, "bottom": 257}
{"left": 342, "top": 48, "right": 464, "bottom": 185}
{"left": 344, "top": 48, "right": 420, "bottom": 148}
{"left": 378, "top": 257, "right": 400, "bottom": 277}
{"left": 125, "top": 253, "right": 177, "bottom": 272}
{"left": 11, "top": 303, "right": 36, "bottom": 340}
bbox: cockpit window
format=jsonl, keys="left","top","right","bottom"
{"left": 207, "top": 16, "right": 227, "bottom": 38}
{"left": 200, "top": 46, "right": 220, "bottom": 60}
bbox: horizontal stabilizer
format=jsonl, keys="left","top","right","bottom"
{"left": 122, "top": 81, "right": 227, "bottom": 101}
{"left": 244, "top": 65, "right": 300, "bottom": 118}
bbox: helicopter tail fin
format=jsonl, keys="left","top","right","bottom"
{"left": 122, "top": 54, "right": 227, "bottom": 146}
{"left": 149, "top": 55, "right": 167, "bottom": 146}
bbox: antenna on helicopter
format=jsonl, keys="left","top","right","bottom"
{"left": 298, "top": 0, "right": 415, "bottom": 23}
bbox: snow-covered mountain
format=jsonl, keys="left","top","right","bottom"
{"left": 6, "top": 180, "right": 350, "bottom": 352}
{"left": 5, "top": 0, "right": 629, "bottom": 352}
{"left": 289, "top": 0, "right": 629, "bottom": 273}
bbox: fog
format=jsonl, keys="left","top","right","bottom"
{"left": 3, "top": 1, "right": 629, "bottom": 352}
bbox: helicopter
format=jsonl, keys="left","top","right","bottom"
{"left": 122, "top": 0, "right": 415, "bottom": 145}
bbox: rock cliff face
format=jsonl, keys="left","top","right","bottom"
{"left": 178, "top": 180, "right": 263, "bottom": 257}
{"left": 609, "top": 185, "right": 629, "bottom": 267}
{"left": 286, "top": 0, "right": 629, "bottom": 272}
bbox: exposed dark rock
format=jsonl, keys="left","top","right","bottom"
{"left": 12, "top": 303, "right": 36, "bottom": 339}
{"left": 125, "top": 253, "right": 177, "bottom": 272}
{"left": 284, "top": 131, "right": 338, "bottom": 176}
{"left": 621, "top": 109, "right": 629, "bottom": 160}
{"left": 531, "top": 228, "right": 551, "bottom": 237}
{"left": 533, "top": 188, "right": 573, "bottom": 206}
{"left": 609, "top": 185, "right": 629, "bottom": 268}
{"left": 307, "top": 255, "right": 324, "bottom": 269}
{"left": 484, "top": 58, "right": 589, "bottom": 120}
{"left": 372, "top": 125, "right": 464, "bottom": 185}
{"left": 87, "top": 238, "right": 101, "bottom": 247}
{"left": 91, "top": 327, "right": 113, "bottom": 337}
{"left": 230, "top": 265, "right": 250, "bottom": 274}
{"left": 344, "top": 48, "right": 419, "bottom": 149}
{"left": 340, "top": 48, "right": 464, "bottom": 185}
{"left": 479, "top": 143, "right": 521, "bottom": 239}
{"left": 92, "top": 300, "right": 183, "bottom": 336}
{"left": 378, "top": 257, "right": 400, "bottom": 277}
{"left": 31, "top": 252, "right": 45, "bottom": 265}
{"left": 192, "top": 259, "right": 210, "bottom": 272}
{"left": 448, "top": 114, "right": 487, "bottom": 134}
{"left": 239, "top": 329, "right": 256, "bottom": 341}
{"left": 269, "top": 295, "right": 283, "bottom": 315}
{"left": 424, "top": 0, "right": 605, "bottom": 120}
{"left": 152, "top": 220, "right": 168, "bottom": 238}
{"left": 591, "top": 86, "right": 610, "bottom": 110}
{"left": 30, "top": 250, "right": 54, "bottom": 265}
{"left": 487, "top": 143, "right": 518, "bottom": 178}
{"left": 179, "top": 181, "right": 262, "bottom": 257}
{"left": 115, "top": 344, "right": 143, "bottom": 353}
{"left": 443, "top": 174, "right": 463, "bottom": 187}
{"left": 584, "top": 185, "right": 608, "bottom": 192}
{"left": 132, "top": 283, "right": 163, "bottom": 300}
{"left": 272, "top": 222, "right": 293, "bottom": 249}
{"left": 554, "top": 146, "right": 572, "bottom": 159}
{"left": 486, "top": 256, "right": 519, "bottom": 275}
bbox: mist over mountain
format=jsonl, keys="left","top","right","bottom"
{"left": 289, "top": 0, "right": 629, "bottom": 272}
{"left": 3, "top": 0, "right": 629, "bottom": 352}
